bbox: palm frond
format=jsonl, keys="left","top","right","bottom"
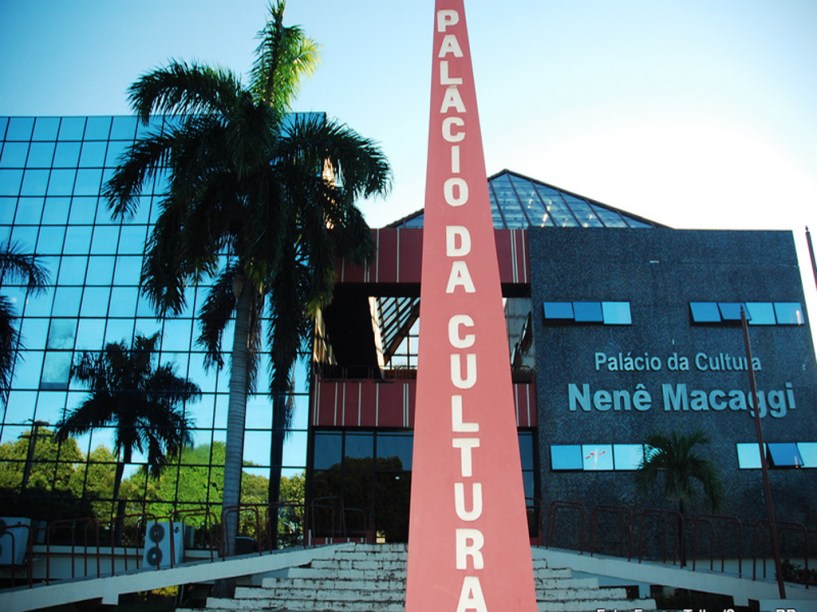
{"left": 251, "top": 0, "right": 319, "bottom": 112}
{"left": 196, "top": 265, "right": 240, "bottom": 370}
{"left": 0, "top": 295, "right": 20, "bottom": 404}
{"left": 128, "top": 61, "right": 245, "bottom": 123}
{"left": 0, "top": 241, "right": 50, "bottom": 293}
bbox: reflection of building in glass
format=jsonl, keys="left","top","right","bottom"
{"left": 2, "top": 115, "right": 816, "bottom": 544}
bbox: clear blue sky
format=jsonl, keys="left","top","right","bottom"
{"left": 1, "top": 0, "right": 815, "bottom": 268}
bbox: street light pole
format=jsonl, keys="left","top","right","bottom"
{"left": 740, "top": 307, "right": 786, "bottom": 599}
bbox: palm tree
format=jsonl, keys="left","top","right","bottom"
{"left": 55, "top": 333, "right": 200, "bottom": 539}
{"left": 636, "top": 430, "right": 723, "bottom": 565}
{"left": 103, "top": 1, "right": 391, "bottom": 555}
{"left": 0, "top": 241, "right": 49, "bottom": 405}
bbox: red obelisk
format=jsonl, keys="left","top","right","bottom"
{"left": 405, "top": 1, "right": 538, "bottom": 610}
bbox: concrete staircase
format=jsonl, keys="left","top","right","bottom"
{"left": 184, "top": 543, "right": 657, "bottom": 611}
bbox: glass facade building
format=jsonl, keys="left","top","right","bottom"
{"left": 0, "top": 116, "right": 310, "bottom": 523}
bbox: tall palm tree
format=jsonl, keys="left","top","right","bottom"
{"left": 103, "top": 1, "right": 391, "bottom": 555}
{"left": 0, "top": 241, "right": 49, "bottom": 405}
{"left": 55, "top": 333, "right": 200, "bottom": 537}
{"left": 636, "top": 430, "right": 723, "bottom": 565}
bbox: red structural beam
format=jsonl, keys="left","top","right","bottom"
{"left": 336, "top": 228, "right": 530, "bottom": 286}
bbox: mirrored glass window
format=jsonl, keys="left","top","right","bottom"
{"left": 36, "top": 226, "right": 65, "bottom": 254}
{"left": 602, "top": 302, "right": 632, "bottom": 325}
{"left": 774, "top": 302, "right": 804, "bottom": 325}
{"left": 582, "top": 444, "right": 613, "bottom": 470}
{"left": 80, "top": 286, "right": 111, "bottom": 317}
{"left": 573, "top": 301, "right": 603, "bottom": 323}
{"left": 68, "top": 197, "right": 98, "bottom": 224}
{"left": 63, "top": 226, "right": 93, "bottom": 254}
{"left": 377, "top": 432, "right": 413, "bottom": 470}
{"left": 690, "top": 302, "right": 720, "bottom": 323}
{"left": 767, "top": 442, "right": 803, "bottom": 468}
{"left": 745, "top": 302, "right": 776, "bottom": 325}
{"left": 109, "top": 286, "right": 139, "bottom": 318}
{"left": 47, "top": 318, "right": 77, "bottom": 349}
{"left": 543, "top": 302, "right": 573, "bottom": 320}
{"left": 75, "top": 318, "right": 106, "bottom": 350}
{"left": 0, "top": 142, "right": 29, "bottom": 167}
{"left": 313, "top": 432, "right": 342, "bottom": 469}
{"left": 110, "top": 116, "right": 137, "bottom": 140}
{"left": 13, "top": 198, "right": 43, "bottom": 224}
{"left": 84, "top": 256, "right": 115, "bottom": 285}
{"left": 797, "top": 443, "right": 817, "bottom": 468}
{"left": 90, "top": 226, "right": 120, "bottom": 254}
{"left": 0, "top": 169, "right": 23, "bottom": 196}
{"left": 33, "top": 117, "right": 60, "bottom": 140}
{"left": 42, "top": 196, "right": 71, "bottom": 224}
{"left": 21, "top": 169, "right": 49, "bottom": 196}
{"left": 113, "top": 256, "right": 142, "bottom": 285}
{"left": 6, "top": 117, "right": 34, "bottom": 140}
{"left": 613, "top": 444, "right": 644, "bottom": 470}
{"left": 105, "top": 140, "right": 130, "bottom": 167}
{"left": 26, "top": 142, "right": 55, "bottom": 168}
{"left": 46, "top": 169, "right": 76, "bottom": 196}
{"left": 51, "top": 286, "right": 83, "bottom": 316}
{"left": 84, "top": 117, "right": 111, "bottom": 140}
{"left": 345, "top": 432, "right": 373, "bottom": 459}
{"left": 550, "top": 444, "right": 583, "bottom": 470}
{"left": 12, "top": 350, "right": 44, "bottom": 389}
{"left": 74, "top": 168, "right": 103, "bottom": 195}
{"left": 53, "top": 141, "right": 81, "bottom": 167}
{"left": 79, "top": 141, "right": 107, "bottom": 167}
{"left": 41, "top": 351, "right": 72, "bottom": 389}
{"left": 58, "top": 117, "right": 85, "bottom": 140}
{"left": 57, "top": 256, "right": 88, "bottom": 285}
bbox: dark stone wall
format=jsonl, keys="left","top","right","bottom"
{"left": 530, "top": 228, "right": 817, "bottom": 526}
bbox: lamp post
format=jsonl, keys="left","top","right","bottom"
{"left": 740, "top": 307, "right": 785, "bottom": 599}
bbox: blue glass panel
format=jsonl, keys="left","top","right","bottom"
{"left": 0, "top": 169, "right": 23, "bottom": 195}
{"left": 42, "top": 197, "right": 71, "bottom": 224}
{"left": 79, "top": 141, "right": 107, "bottom": 167}
{"left": 36, "top": 226, "right": 65, "bottom": 254}
{"left": 58, "top": 117, "right": 85, "bottom": 140}
{"left": 40, "top": 351, "right": 72, "bottom": 389}
{"left": 104, "top": 318, "right": 134, "bottom": 343}
{"left": 74, "top": 169, "right": 103, "bottom": 195}
{"left": 12, "top": 350, "right": 44, "bottom": 389}
{"left": 582, "top": 445, "right": 613, "bottom": 470}
{"left": 80, "top": 287, "right": 111, "bottom": 316}
{"left": 84, "top": 256, "right": 115, "bottom": 285}
{"left": 797, "top": 443, "right": 817, "bottom": 468}
{"left": 543, "top": 302, "right": 574, "bottom": 320}
{"left": 51, "top": 286, "right": 82, "bottom": 316}
{"left": 313, "top": 432, "right": 342, "bottom": 469}
{"left": 34, "top": 391, "right": 68, "bottom": 423}
{"left": 550, "top": 445, "right": 583, "bottom": 470}
{"left": 613, "top": 444, "right": 644, "bottom": 470}
{"left": 68, "top": 197, "right": 98, "bottom": 224}
{"left": 0, "top": 198, "right": 15, "bottom": 223}
{"left": 0, "top": 118, "right": 7, "bottom": 138}
{"left": 160, "top": 318, "right": 193, "bottom": 350}
{"left": 63, "top": 226, "right": 93, "bottom": 254}
{"left": 602, "top": 301, "right": 632, "bottom": 325}
{"left": 573, "top": 301, "right": 603, "bottom": 323}
{"left": 110, "top": 116, "right": 137, "bottom": 140}
{"left": 774, "top": 302, "right": 804, "bottom": 325}
{"left": 590, "top": 204, "right": 628, "bottom": 228}
{"left": 11, "top": 225, "right": 39, "bottom": 251}
{"left": 57, "top": 256, "right": 88, "bottom": 285}
{"left": 47, "top": 319, "right": 77, "bottom": 349}
{"left": 105, "top": 140, "right": 130, "bottom": 167}
{"left": 0, "top": 142, "right": 29, "bottom": 167}
{"left": 718, "top": 302, "right": 744, "bottom": 321}
{"left": 90, "top": 226, "right": 120, "bottom": 253}
{"left": 690, "top": 302, "right": 720, "bottom": 323}
{"left": 27, "top": 141, "right": 56, "bottom": 167}
{"left": 113, "top": 256, "right": 143, "bottom": 285}
{"left": 84, "top": 117, "right": 111, "bottom": 140}
{"left": 109, "top": 286, "right": 139, "bottom": 317}
{"left": 19, "top": 318, "right": 49, "bottom": 348}
{"left": 118, "top": 225, "right": 148, "bottom": 253}
{"left": 377, "top": 432, "right": 413, "bottom": 470}
{"left": 21, "top": 169, "right": 49, "bottom": 196}
{"left": 736, "top": 443, "right": 761, "bottom": 469}
{"left": 767, "top": 442, "right": 803, "bottom": 468}
{"left": 46, "top": 169, "right": 76, "bottom": 196}
{"left": 21, "top": 287, "right": 54, "bottom": 317}
{"left": 746, "top": 302, "right": 775, "bottom": 325}
{"left": 518, "top": 432, "right": 534, "bottom": 470}
{"left": 33, "top": 117, "right": 60, "bottom": 140}
{"left": 13, "top": 198, "right": 43, "bottom": 224}
{"left": 53, "top": 141, "right": 81, "bottom": 167}
{"left": 345, "top": 432, "right": 373, "bottom": 459}
{"left": 565, "top": 198, "right": 603, "bottom": 228}
{"left": 6, "top": 117, "right": 34, "bottom": 140}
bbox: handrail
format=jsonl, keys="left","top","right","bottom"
{"left": 589, "top": 504, "right": 633, "bottom": 560}
{"left": 546, "top": 500, "right": 585, "bottom": 553}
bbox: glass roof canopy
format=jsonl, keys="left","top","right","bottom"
{"left": 375, "top": 170, "right": 661, "bottom": 371}
{"left": 391, "top": 169, "right": 662, "bottom": 230}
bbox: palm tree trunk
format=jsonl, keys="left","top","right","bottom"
{"left": 221, "top": 285, "right": 253, "bottom": 559}
{"left": 268, "top": 392, "right": 287, "bottom": 549}
{"left": 112, "top": 460, "right": 126, "bottom": 546}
